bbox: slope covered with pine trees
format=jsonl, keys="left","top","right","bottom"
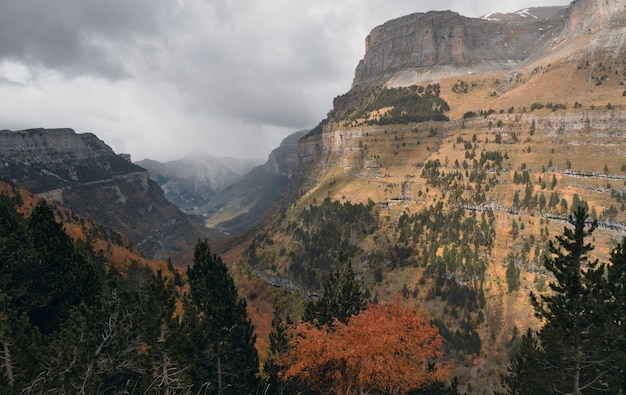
{"left": 0, "top": 189, "right": 260, "bottom": 394}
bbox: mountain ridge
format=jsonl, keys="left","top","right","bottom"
{"left": 0, "top": 127, "right": 207, "bottom": 261}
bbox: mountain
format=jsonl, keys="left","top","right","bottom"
{"left": 137, "top": 153, "right": 262, "bottom": 213}
{"left": 193, "top": 129, "right": 309, "bottom": 235}
{"left": 230, "top": 0, "right": 626, "bottom": 391}
{"left": 0, "top": 128, "right": 207, "bottom": 260}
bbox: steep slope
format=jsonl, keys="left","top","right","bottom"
{"left": 0, "top": 128, "right": 207, "bottom": 260}
{"left": 137, "top": 153, "right": 262, "bottom": 213}
{"left": 234, "top": 0, "right": 626, "bottom": 392}
{"left": 0, "top": 180, "right": 179, "bottom": 276}
{"left": 195, "top": 129, "right": 309, "bottom": 235}
{"left": 352, "top": 7, "right": 566, "bottom": 88}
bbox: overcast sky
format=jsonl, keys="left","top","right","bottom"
{"left": 0, "top": 0, "right": 570, "bottom": 162}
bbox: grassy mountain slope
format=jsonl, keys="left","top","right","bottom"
{"left": 227, "top": 18, "right": 626, "bottom": 391}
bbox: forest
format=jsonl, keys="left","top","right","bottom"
{"left": 347, "top": 84, "right": 450, "bottom": 126}
{"left": 0, "top": 193, "right": 258, "bottom": 394}
{"left": 2, "top": 188, "right": 626, "bottom": 394}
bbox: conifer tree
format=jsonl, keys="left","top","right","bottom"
{"left": 600, "top": 239, "right": 626, "bottom": 391}
{"left": 303, "top": 253, "right": 365, "bottom": 326}
{"left": 0, "top": 194, "right": 35, "bottom": 315}
{"left": 503, "top": 207, "right": 616, "bottom": 394}
{"left": 501, "top": 329, "right": 549, "bottom": 395}
{"left": 0, "top": 290, "right": 37, "bottom": 393}
{"left": 26, "top": 200, "right": 100, "bottom": 334}
{"left": 137, "top": 270, "right": 189, "bottom": 394}
{"left": 263, "top": 309, "right": 294, "bottom": 395}
{"left": 182, "top": 240, "right": 259, "bottom": 394}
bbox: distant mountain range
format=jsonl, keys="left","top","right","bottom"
{"left": 184, "top": 129, "right": 308, "bottom": 235}
{"left": 137, "top": 154, "right": 263, "bottom": 213}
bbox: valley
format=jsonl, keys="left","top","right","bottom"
{"left": 1, "top": 0, "right": 626, "bottom": 393}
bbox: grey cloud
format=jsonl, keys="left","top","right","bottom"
{"left": 0, "top": 0, "right": 572, "bottom": 162}
{"left": 0, "top": 0, "right": 171, "bottom": 79}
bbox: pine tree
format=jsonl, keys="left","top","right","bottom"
{"left": 182, "top": 240, "right": 259, "bottom": 394}
{"left": 503, "top": 207, "right": 615, "bottom": 393}
{"left": 601, "top": 239, "right": 626, "bottom": 391}
{"left": 303, "top": 253, "right": 365, "bottom": 326}
{"left": 263, "top": 309, "right": 294, "bottom": 395}
{"left": 26, "top": 200, "right": 100, "bottom": 334}
{"left": 0, "top": 290, "right": 38, "bottom": 393}
{"left": 138, "top": 270, "right": 190, "bottom": 394}
{"left": 501, "top": 329, "right": 549, "bottom": 395}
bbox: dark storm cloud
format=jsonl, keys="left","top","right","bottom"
{"left": 0, "top": 0, "right": 572, "bottom": 161}
{"left": 0, "top": 0, "right": 170, "bottom": 78}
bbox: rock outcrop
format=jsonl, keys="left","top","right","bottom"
{"left": 352, "top": 9, "right": 563, "bottom": 87}
{"left": 565, "top": 0, "right": 625, "bottom": 35}
{"left": 0, "top": 128, "right": 145, "bottom": 193}
{"left": 351, "top": 0, "right": 625, "bottom": 89}
{"left": 266, "top": 129, "right": 309, "bottom": 177}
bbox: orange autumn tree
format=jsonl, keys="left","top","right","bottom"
{"left": 281, "top": 296, "right": 449, "bottom": 394}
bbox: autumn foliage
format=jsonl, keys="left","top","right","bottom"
{"left": 281, "top": 296, "right": 449, "bottom": 394}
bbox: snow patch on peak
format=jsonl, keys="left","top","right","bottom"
{"left": 515, "top": 8, "right": 539, "bottom": 19}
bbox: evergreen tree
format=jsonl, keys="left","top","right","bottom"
{"left": 26, "top": 201, "right": 101, "bottom": 334}
{"left": 139, "top": 270, "right": 190, "bottom": 394}
{"left": 0, "top": 194, "right": 35, "bottom": 314}
{"left": 181, "top": 240, "right": 259, "bottom": 394}
{"left": 263, "top": 309, "right": 294, "bottom": 395}
{"left": 501, "top": 329, "right": 549, "bottom": 395}
{"left": 600, "top": 239, "right": 626, "bottom": 391}
{"left": 303, "top": 253, "right": 365, "bottom": 326}
{"left": 505, "top": 260, "right": 520, "bottom": 293}
{"left": 503, "top": 207, "right": 615, "bottom": 393}
{"left": 0, "top": 290, "right": 38, "bottom": 393}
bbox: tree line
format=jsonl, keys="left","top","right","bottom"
{"left": 0, "top": 193, "right": 258, "bottom": 394}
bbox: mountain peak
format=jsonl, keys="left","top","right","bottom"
{"left": 481, "top": 6, "right": 566, "bottom": 21}
{"left": 351, "top": 0, "right": 626, "bottom": 90}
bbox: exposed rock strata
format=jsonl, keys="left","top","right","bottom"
{"left": 352, "top": 9, "right": 563, "bottom": 87}
{"left": 0, "top": 128, "right": 206, "bottom": 260}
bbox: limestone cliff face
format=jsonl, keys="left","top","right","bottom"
{"left": 565, "top": 0, "right": 625, "bottom": 35}
{"left": 0, "top": 128, "right": 146, "bottom": 193}
{"left": 351, "top": 0, "right": 626, "bottom": 89}
{"left": 352, "top": 10, "right": 560, "bottom": 87}
{"left": 0, "top": 128, "right": 206, "bottom": 260}
{"left": 266, "top": 129, "right": 309, "bottom": 177}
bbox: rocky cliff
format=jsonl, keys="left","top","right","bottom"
{"left": 352, "top": 8, "right": 564, "bottom": 87}
{"left": 0, "top": 128, "right": 145, "bottom": 193}
{"left": 351, "top": 0, "right": 625, "bottom": 90}
{"left": 329, "top": 0, "right": 626, "bottom": 126}
{"left": 266, "top": 129, "right": 309, "bottom": 177}
{"left": 0, "top": 128, "right": 206, "bottom": 260}
{"left": 565, "top": 0, "right": 626, "bottom": 35}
